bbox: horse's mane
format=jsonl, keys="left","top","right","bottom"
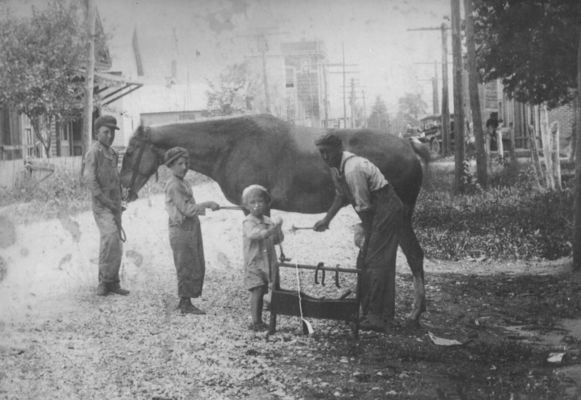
{"left": 134, "top": 125, "right": 152, "bottom": 141}
{"left": 144, "top": 114, "right": 289, "bottom": 144}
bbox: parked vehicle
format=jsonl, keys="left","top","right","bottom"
{"left": 419, "top": 114, "right": 455, "bottom": 154}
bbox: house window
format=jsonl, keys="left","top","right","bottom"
{"left": 25, "top": 128, "right": 34, "bottom": 157}
{"left": 0, "top": 108, "right": 10, "bottom": 145}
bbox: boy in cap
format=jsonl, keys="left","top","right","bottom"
{"left": 164, "top": 146, "right": 220, "bottom": 314}
{"left": 313, "top": 133, "right": 403, "bottom": 332}
{"left": 85, "top": 115, "right": 129, "bottom": 296}
{"left": 241, "top": 184, "right": 284, "bottom": 331}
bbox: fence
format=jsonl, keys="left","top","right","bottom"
{"left": 0, "top": 156, "right": 83, "bottom": 190}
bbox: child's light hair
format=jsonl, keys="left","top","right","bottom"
{"left": 241, "top": 184, "right": 271, "bottom": 205}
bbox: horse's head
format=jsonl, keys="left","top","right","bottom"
{"left": 120, "top": 126, "right": 164, "bottom": 202}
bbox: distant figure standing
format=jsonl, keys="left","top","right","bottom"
{"left": 85, "top": 115, "right": 129, "bottom": 296}
{"left": 164, "top": 147, "right": 220, "bottom": 315}
{"left": 486, "top": 112, "right": 499, "bottom": 152}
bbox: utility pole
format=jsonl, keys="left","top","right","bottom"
{"left": 441, "top": 23, "right": 451, "bottom": 157}
{"left": 433, "top": 61, "right": 439, "bottom": 114}
{"left": 239, "top": 28, "right": 287, "bottom": 115}
{"left": 81, "top": 0, "right": 96, "bottom": 178}
{"left": 362, "top": 89, "right": 367, "bottom": 128}
{"left": 257, "top": 34, "right": 271, "bottom": 114}
{"left": 414, "top": 61, "right": 443, "bottom": 115}
{"left": 326, "top": 59, "right": 358, "bottom": 128}
{"left": 342, "top": 43, "right": 347, "bottom": 128}
{"left": 451, "top": 0, "right": 465, "bottom": 193}
{"left": 408, "top": 24, "right": 451, "bottom": 155}
{"left": 350, "top": 78, "right": 356, "bottom": 128}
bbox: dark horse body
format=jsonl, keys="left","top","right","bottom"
{"left": 120, "top": 114, "right": 428, "bottom": 322}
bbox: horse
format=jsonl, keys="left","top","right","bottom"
{"left": 119, "top": 114, "right": 429, "bottom": 323}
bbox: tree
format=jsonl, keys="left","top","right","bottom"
{"left": 205, "top": 62, "right": 261, "bottom": 116}
{"left": 367, "top": 96, "right": 389, "bottom": 131}
{"left": 397, "top": 92, "right": 427, "bottom": 127}
{"left": 473, "top": 1, "right": 581, "bottom": 268}
{"left": 390, "top": 93, "right": 427, "bottom": 135}
{"left": 474, "top": 0, "right": 581, "bottom": 108}
{"left": 465, "top": 0, "right": 487, "bottom": 188}
{"left": 0, "top": 0, "right": 92, "bottom": 158}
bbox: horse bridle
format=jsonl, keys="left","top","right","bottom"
{"left": 126, "top": 131, "right": 162, "bottom": 200}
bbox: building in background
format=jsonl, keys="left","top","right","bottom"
{"left": 281, "top": 40, "right": 327, "bottom": 127}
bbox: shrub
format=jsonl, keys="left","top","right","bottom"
{"left": 415, "top": 160, "right": 573, "bottom": 261}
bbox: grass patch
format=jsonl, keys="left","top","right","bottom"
{"left": 416, "top": 159, "right": 573, "bottom": 261}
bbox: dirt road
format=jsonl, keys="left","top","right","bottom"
{"left": 1, "top": 181, "right": 579, "bottom": 399}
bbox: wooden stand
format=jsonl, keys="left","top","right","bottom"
{"left": 268, "top": 262, "right": 360, "bottom": 338}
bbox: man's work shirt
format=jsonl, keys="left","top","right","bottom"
{"left": 85, "top": 141, "right": 122, "bottom": 208}
{"left": 165, "top": 174, "right": 206, "bottom": 227}
{"left": 330, "top": 151, "right": 388, "bottom": 212}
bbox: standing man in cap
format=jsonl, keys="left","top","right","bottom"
{"left": 313, "top": 133, "right": 403, "bottom": 332}
{"left": 85, "top": 115, "right": 129, "bottom": 296}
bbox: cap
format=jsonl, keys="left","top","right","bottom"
{"left": 164, "top": 146, "right": 189, "bottom": 166}
{"left": 94, "top": 115, "right": 119, "bottom": 131}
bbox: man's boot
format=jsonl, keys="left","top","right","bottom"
{"left": 96, "top": 283, "right": 109, "bottom": 296}
{"left": 179, "top": 297, "right": 205, "bottom": 315}
{"left": 109, "top": 283, "right": 130, "bottom": 296}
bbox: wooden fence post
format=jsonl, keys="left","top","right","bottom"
{"left": 551, "top": 121, "right": 562, "bottom": 191}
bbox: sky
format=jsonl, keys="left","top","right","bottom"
{"left": 7, "top": 0, "right": 451, "bottom": 116}
{"left": 96, "top": 0, "right": 450, "bottom": 114}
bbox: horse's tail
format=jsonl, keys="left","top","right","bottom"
{"left": 409, "top": 138, "right": 432, "bottom": 189}
{"left": 409, "top": 137, "right": 431, "bottom": 166}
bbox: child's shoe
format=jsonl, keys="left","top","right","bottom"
{"left": 248, "top": 322, "right": 268, "bottom": 332}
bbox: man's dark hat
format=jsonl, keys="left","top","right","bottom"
{"left": 94, "top": 115, "right": 120, "bottom": 131}
{"left": 315, "top": 133, "right": 343, "bottom": 148}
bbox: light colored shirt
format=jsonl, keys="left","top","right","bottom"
{"left": 242, "top": 214, "right": 283, "bottom": 282}
{"left": 331, "top": 151, "right": 388, "bottom": 212}
{"left": 165, "top": 175, "right": 205, "bottom": 226}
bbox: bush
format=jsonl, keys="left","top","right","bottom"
{"left": 415, "top": 160, "right": 573, "bottom": 261}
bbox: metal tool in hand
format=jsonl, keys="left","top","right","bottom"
{"left": 218, "top": 205, "right": 245, "bottom": 211}
{"left": 290, "top": 224, "right": 315, "bottom": 233}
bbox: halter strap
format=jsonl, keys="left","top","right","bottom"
{"left": 127, "top": 127, "right": 161, "bottom": 198}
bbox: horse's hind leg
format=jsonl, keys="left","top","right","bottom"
{"left": 399, "top": 205, "right": 426, "bottom": 325}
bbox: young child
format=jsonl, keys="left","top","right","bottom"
{"left": 241, "top": 184, "right": 284, "bottom": 331}
{"left": 164, "top": 147, "right": 220, "bottom": 315}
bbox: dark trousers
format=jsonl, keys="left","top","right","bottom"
{"left": 169, "top": 218, "right": 205, "bottom": 298}
{"left": 358, "top": 185, "right": 403, "bottom": 321}
{"left": 93, "top": 206, "right": 122, "bottom": 286}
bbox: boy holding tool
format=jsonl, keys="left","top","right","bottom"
{"left": 164, "top": 147, "right": 220, "bottom": 315}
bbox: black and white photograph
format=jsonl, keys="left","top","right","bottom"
{"left": 1, "top": 0, "right": 581, "bottom": 398}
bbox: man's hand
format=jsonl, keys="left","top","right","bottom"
{"left": 205, "top": 201, "right": 221, "bottom": 211}
{"left": 313, "top": 219, "right": 330, "bottom": 232}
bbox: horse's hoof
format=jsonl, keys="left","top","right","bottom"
{"left": 404, "top": 318, "right": 421, "bottom": 330}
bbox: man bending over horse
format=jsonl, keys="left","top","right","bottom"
{"left": 313, "top": 133, "right": 403, "bottom": 333}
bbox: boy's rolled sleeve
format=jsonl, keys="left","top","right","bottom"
{"left": 167, "top": 183, "right": 206, "bottom": 217}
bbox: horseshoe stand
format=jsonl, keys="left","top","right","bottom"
{"left": 268, "top": 259, "right": 361, "bottom": 338}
